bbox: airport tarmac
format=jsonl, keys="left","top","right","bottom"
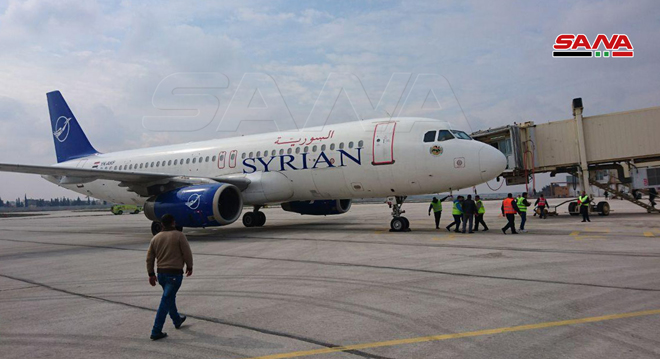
{"left": 1, "top": 198, "right": 660, "bottom": 359}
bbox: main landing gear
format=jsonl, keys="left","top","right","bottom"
{"left": 150, "top": 222, "right": 183, "bottom": 235}
{"left": 388, "top": 196, "right": 410, "bottom": 232}
{"left": 243, "top": 206, "right": 266, "bottom": 227}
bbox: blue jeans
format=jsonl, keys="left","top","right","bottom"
{"left": 152, "top": 273, "right": 183, "bottom": 335}
{"left": 519, "top": 211, "right": 527, "bottom": 230}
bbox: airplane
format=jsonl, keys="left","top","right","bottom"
{"left": 0, "top": 91, "right": 507, "bottom": 234}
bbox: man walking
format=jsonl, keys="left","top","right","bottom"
{"left": 474, "top": 195, "right": 489, "bottom": 231}
{"left": 649, "top": 188, "right": 657, "bottom": 208}
{"left": 461, "top": 194, "right": 476, "bottom": 233}
{"left": 534, "top": 194, "right": 549, "bottom": 219}
{"left": 517, "top": 192, "right": 531, "bottom": 232}
{"left": 146, "top": 214, "right": 193, "bottom": 340}
{"left": 446, "top": 196, "right": 463, "bottom": 232}
{"left": 428, "top": 195, "right": 451, "bottom": 229}
{"left": 501, "top": 193, "right": 519, "bottom": 234}
{"left": 578, "top": 191, "right": 591, "bottom": 222}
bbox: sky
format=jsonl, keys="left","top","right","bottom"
{"left": 0, "top": 0, "right": 658, "bottom": 200}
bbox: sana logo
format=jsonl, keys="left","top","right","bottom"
{"left": 429, "top": 145, "right": 443, "bottom": 156}
{"left": 185, "top": 193, "right": 201, "bottom": 210}
{"left": 53, "top": 116, "right": 72, "bottom": 142}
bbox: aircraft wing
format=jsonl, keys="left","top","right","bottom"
{"left": 0, "top": 163, "right": 251, "bottom": 196}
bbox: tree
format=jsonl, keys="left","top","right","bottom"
{"left": 0, "top": 197, "right": 3, "bottom": 207}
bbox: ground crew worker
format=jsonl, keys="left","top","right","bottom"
{"left": 146, "top": 214, "right": 194, "bottom": 340}
{"left": 461, "top": 194, "right": 476, "bottom": 233}
{"left": 501, "top": 193, "right": 519, "bottom": 234}
{"left": 446, "top": 196, "right": 463, "bottom": 232}
{"left": 517, "top": 192, "right": 530, "bottom": 232}
{"left": 578, "top": 191, "right": 591, "bottom": 222}
{"left": 534, "top": 194, "right": 548, "bottom": 219}
{"left": 428, "top": 195, "right": 451, "bottom": 229}
{"left": 474, "top": 195, "right": 489, "bottom": 231}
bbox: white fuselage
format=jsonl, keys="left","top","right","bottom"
{"left": 45, "top": 118, "right": 506, "bottom": 205}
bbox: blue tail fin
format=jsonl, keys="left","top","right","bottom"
{"left": 47, "top": 91, "right": 99, "bottom": 163}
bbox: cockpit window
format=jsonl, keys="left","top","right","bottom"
{"left": 437, "top": 130, "right": 454, "bottom": 141}
{"left": 451, "top": 130, "right": 472, "bottom": 140}
{"left": 423, "top": 130, "right": 436, "bottom": 142}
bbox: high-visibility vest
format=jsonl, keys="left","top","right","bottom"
{"left": 502, "top": 198, "right": 516, "bottom": 214}
{"left": 517, "top": 197, "right": 527, "bottom": 212}
{"left": 452, "top": 201, "right": 462, "bottom": 215}
{"left": 538, "top": 198, "right": 546, "bottom": 206}
{"left": 431, "top": 201, "right": 442, "bottom": 212}
{"left": 476, "top": 200, "right": 485, "bottom": 214}
{"left": 579, "top": 195, "right": 589, "bottom": 206}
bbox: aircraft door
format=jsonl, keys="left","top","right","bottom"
{"left": 372, "top": 122, "right": 396, "bottom": 165}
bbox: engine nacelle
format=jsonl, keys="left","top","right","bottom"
{"left": 281, "top": 199, "right": 352, "bottom": 216}
{"left": 144, "top": 183, "right": 243, "bottom": 227}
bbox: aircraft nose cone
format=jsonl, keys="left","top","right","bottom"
{"left": 478, "top": 144, "right": 507, "bottom": 182}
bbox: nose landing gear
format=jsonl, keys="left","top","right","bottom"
{"left": 388, "top": 196, "right": 411, "bottom": 232}
{"left": 243, "top": 206, "right": 266, "bottom": 227}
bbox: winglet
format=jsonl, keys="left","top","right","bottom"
{"left": 47, "top": 91, "right": 99, "bottom": 163}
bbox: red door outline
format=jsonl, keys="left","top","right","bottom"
{"left": 372, "top": 122, "right": 396, "bottom": 165}
{"left": 217, "top": 151, "right": 226, "bottom": 169}
{"left": 229, "top": 150, "right": 237, "bottom": 168}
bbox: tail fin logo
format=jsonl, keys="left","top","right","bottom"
{"left": 53, "top": 116, "right": 72, "bottom": 142}
{"left": 185, "top": 194, "right": 201, "bottom": 210}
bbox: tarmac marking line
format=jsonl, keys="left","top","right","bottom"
{"left": 244, "top": 309, "right": 660, "bottom": 359}
{"left": 644, "top": 232, "right": 654, "bottom": 237}
{"left": 569, "top": 231, "right": 580, "bottom": 236}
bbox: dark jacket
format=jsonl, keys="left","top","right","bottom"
{"left": 462, "top": 199, "right": 476, "bottom": 215}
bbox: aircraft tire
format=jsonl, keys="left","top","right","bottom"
{"left": 243, "top": 212, "right": 256, "bottom": 227}
{"left": 151, "top": 221, "right": 163, "bottom": 235}
{"left": 390, "top": 217, "right": 406, "bottom": 232}
{"left": 256, "top": 212, "right": 266, "bottom": 227}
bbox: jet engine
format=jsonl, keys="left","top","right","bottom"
{"left": 144, "top": 183, "right": 243, "bottom": 227}
{"left": 281, "top": 199, "right": 352, "bottom": 216}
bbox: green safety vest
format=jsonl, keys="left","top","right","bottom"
{"left": 452, "top": 201, "right": 462, "bottom": 215}
{"left": 431, "top": 201, "right": 442, "bottom": 212}
{"left": 517, "top": 197, "right": 527, "bottom": 212}
{"left": 476, "top": 200, "right": 485, "bottom": 214}
{"left": 579, "top": 195, "right": 590, "bottom": 206}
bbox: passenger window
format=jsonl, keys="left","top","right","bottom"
{"left": 348, "top": 141, "right": 354, "bottom": 149}
{"left": 271, "top": 150, "right": 276, "bottom": 156}
{"left": 156, "top": 162, "right": 159, "bottom": 167}
{"left": 199, "top": 157, "right": 203, "bottom": 163}
{"left": 330, "top": 143, "right": 335, "bottom": 150}
{"left": 174, "top": 160, "right": 178, "bottom": 165}
{"left": 168, "top": 160, "right": 172, "bottom": 166}
{"left": 294, "top": 147, "right": 300, "bottom": 154}
{"left": 358, "top": 140, "right": 364, "bottom": 148}
{"left": 192, "top": 158, "right": 196, "bottom": 164}
{"left": 304, "top": 146, "right": 309, "bottom": 153}
{"left": 140, "top": 164, "right": 143, "bottom": 169}
{"left": 451, "top": 130, "right": 472, "bottom": 140}
{"left": 312, "top": 145, "right": 317, "bottom": 152}
{"left": 186, "top": 159, "right": 190, "bottom": 164}
{"left": 230, "top": 153, "right": 235, "bottom": 160}
{"left": 241, "top": 152, "right": 246, "bottom": 159}
{"left": 205, "top": 156, "right": 210, "bottom": 162}
{"left": 438, "top": 130, "right": 454, "bottom": 141}
{"left": 256, "top": 151, "right": 261, "bottom": 158}
{"left": 279, "top": 149, "right": 284, "bottom": 155}
{"left": 339, "top": 142, "right": 344, "bottom": 150}
{"left": 321, "top": 144, "right": 326, "bottom": 151}
{"left": 423, "top": 130, "right": 436, "bottom": 142}
{"left": 249, "top": 152, "right": 254, "bottom": 158}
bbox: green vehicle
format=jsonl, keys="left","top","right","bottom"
{"left": 111, "top": 204, "right": 143, "bottom": 215}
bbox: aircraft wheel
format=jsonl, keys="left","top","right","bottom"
{"left": 243, "top": 212, "right": 257, "bottom": 227}
{"left": 151, "top": 221, "right": 163, "bottom": 235}
{"left": 390, "top": 217, "right": 406, "bottom": 232}
{"left": 117, "top": 210, "right": 123, "bottom": 215}
{"left": 133, "top": 210, "right": 140, "bottom": 214}
{"left": 256, "top": 212, "right": 266, "bottom": 227}
{"left": 401, "top": 217, "right": 410, "bottom": 230}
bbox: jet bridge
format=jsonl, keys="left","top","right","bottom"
{"left": 472, "top": 98, "right": 660, "bottom": 214}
